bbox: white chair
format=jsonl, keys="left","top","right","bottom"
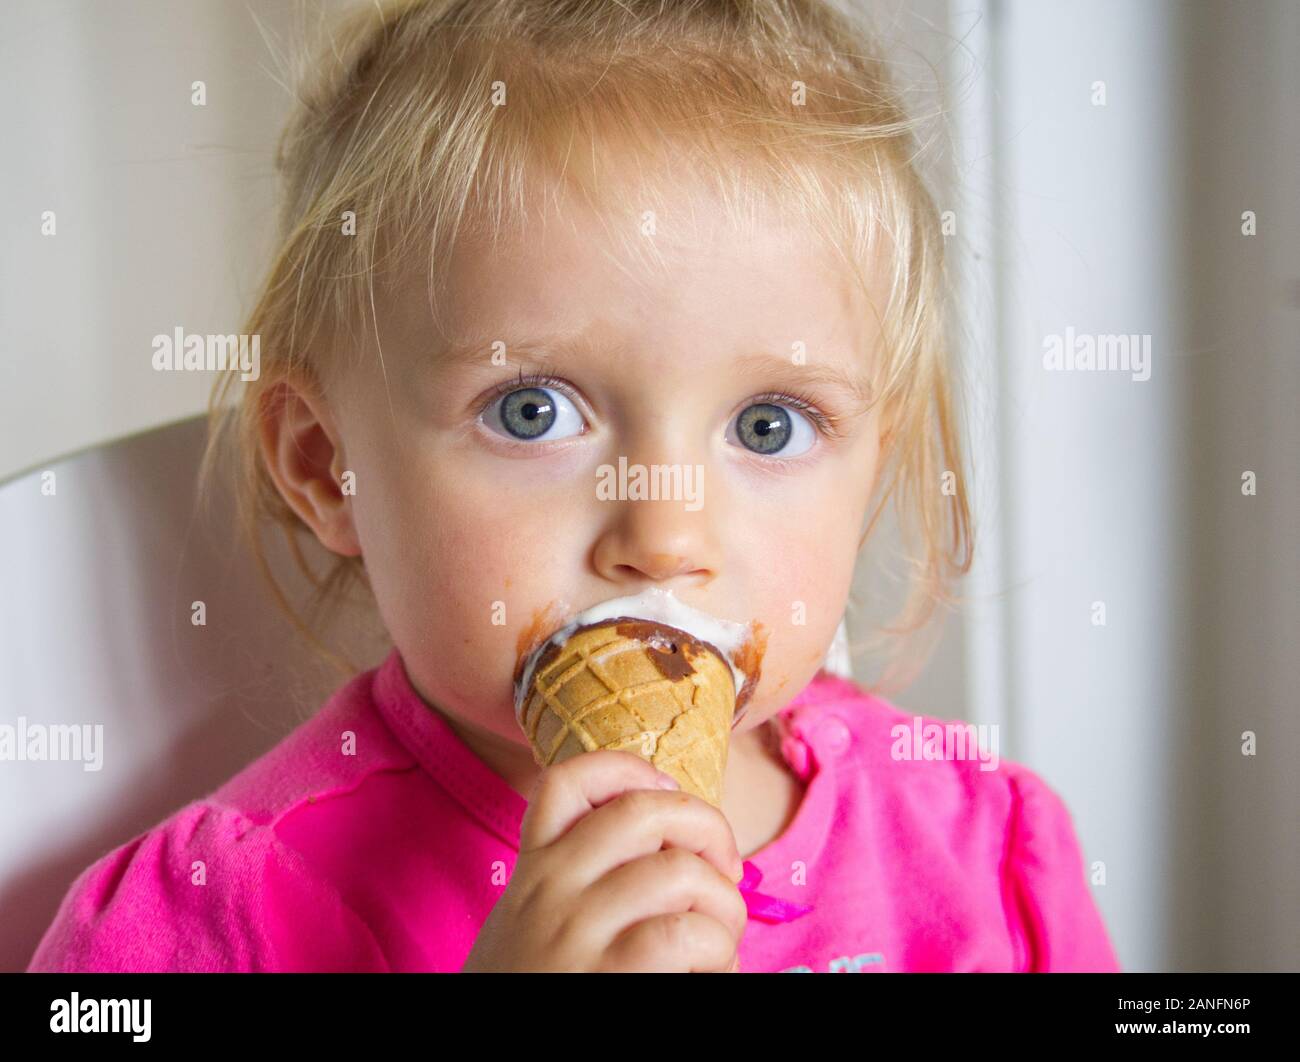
{"left": 0, "top": 415, "right": 389, "bottom": 972}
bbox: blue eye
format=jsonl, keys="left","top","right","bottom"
{"left": 726, "top": 401, "right": 816, "bottom": 457}
{"left": 483, "top": 385, "right": 586, "bottom": 441}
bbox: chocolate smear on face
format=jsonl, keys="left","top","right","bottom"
{"left": 513, "top": 602, "right": 567, "bottom": 685}
{"left": 729, "top": 620, "right": 769, "bottom": 726}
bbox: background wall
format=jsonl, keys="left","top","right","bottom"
{"left": 0, "top": 0, "right": 352, "bottom": 483}
{"left": 1, "top": 0, "right": 1296, "bottom": 972}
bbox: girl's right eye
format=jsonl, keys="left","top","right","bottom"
{"left": 481, "top": 386, "right": 587, "bottom": 442}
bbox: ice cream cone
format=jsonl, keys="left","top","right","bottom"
{"left": 517, "top": 618, "right": 737, "bottom": 807}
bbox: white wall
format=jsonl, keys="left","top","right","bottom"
{"left": 0, "top": 0, "right": 348, "bottom": 483}
{"left": 996, "top": 0, "right": 1183, "bottom": 973}
{"left": 940, "top": 0, "right": 1300, "bottom": 971}
{"left": 1173, "top": 0, "right": 1300, "bottom": 972}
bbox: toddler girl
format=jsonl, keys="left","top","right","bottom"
{"left": 29, "top": 0, "right": 1119, "bottom": 973}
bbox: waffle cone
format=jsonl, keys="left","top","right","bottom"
{"left": 518, "top": 620, "right": 736, "bottom": 807}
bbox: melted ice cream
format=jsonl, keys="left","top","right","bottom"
{"left": 513, "top": 588, "right": 751, "bottom": 724}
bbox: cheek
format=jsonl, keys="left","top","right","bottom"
{"left": 345, "top": 433, "right": 592, "bottom": 739}
{"left": 729, "top": 458, "right": 862, "bottom": 610}
{"left": 726, "top": 470, "right": 863, "bottom": 711}
{"left": 351, "top": 428, "right": 561, "bottom": 591}
{"left": 749, "top": 548, "right": 854, "bottom": 704}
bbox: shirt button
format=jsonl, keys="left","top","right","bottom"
{"left": 816, "top": 716, "right": 852, "bottom": 756}
{"left": 780, "top": 732, "right": 813, "bottom": 779}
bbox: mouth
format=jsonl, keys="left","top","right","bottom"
{"left": 512, "top": 588, "right": 766, "bottom": 729}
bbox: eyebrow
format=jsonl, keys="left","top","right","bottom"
{"left": 432, "top": 332, "right": 593, "bottom": 370}
{"left": 730, "top": 351, "right": 876, "bottom": 407}
{"left": 435, "top": 334, "right": 875, "bottom": 406}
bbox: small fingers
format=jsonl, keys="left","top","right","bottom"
{"left": 552, "top": 785, "right": 745, "bottom": 888}
{"left": 580, "top": 847, "right": 749, "bottom": 947}
{"left": 520, "top": 750, "right": 678, "bottom": 853}
{"left": 600, "top": 911, "right": 738, "bottom": 973}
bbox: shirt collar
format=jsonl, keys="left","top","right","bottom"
{"left": 370, "top": 647, "right": 847, "bottom": 877}
{"left": 371, "top": 648, "right": 528, "bottom": 848}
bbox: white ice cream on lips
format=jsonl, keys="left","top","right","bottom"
{"left": 513, "top": 588, "right": 752, "bottom": 726}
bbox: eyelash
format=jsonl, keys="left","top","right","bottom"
{"left": 745, "top": 389, "right": 844, "bottom": 440}
{"left": 478, "top": 369, "right": 579, "bottom": 418}
{"left": 477, "top": 370, "right": 845, "bottom": 441}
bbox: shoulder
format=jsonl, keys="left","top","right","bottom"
{"left": 788, "top": 671, "right": 1058, "bottom": 814}
{"left": 26, "top": 797, "right": 390, "bottom": 972}
{"left": 786, "top": 673, "right": 1120, "bottom": 971}
{"left": 207, "top": 664, "right": 416, "bottom": 824}
{"left": 26, "top": 666, "right": 408, "bottom": 973}
{"left": 783, "top": 672, "right": 1012, "bottom": 813}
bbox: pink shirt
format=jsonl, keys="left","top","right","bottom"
{"left": 27, "top": 648, "right": 1120, "bottom": 973}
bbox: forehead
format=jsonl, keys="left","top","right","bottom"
{"left": 419, "top": 179, "right": 885, "bottom": 375}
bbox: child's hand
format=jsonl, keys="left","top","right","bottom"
{"left": 460, "top": 749, "right": 749, "bottom": 972}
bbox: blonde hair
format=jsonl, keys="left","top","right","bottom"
{"left": 203, "top": 0, "right": 973, "bottom": 696}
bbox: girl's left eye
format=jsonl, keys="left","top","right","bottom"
{"left": 725, "top": 401, "right": 817, "bottom": 458}
{"left": 481, "top": 385, "right": 587, "bottom": 442}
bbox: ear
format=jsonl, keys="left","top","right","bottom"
{"left": 257, "top": 377, "right": 362, "bottom": 558}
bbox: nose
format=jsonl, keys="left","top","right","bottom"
{"left": 591, "top": 486, "right": 721, "bottom": 587}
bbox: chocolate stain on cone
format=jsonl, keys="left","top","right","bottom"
{"left": 521, "top": 616, "right": 767, "bottom": 726}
